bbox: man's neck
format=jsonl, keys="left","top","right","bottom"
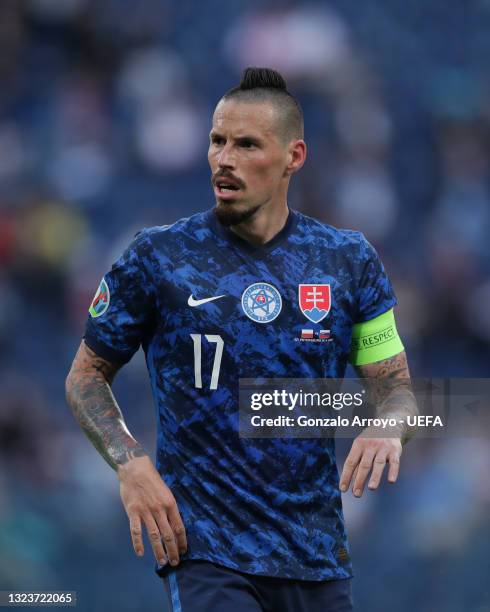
{"left": 229, "top": 203, "right": 290, "bottom": 246}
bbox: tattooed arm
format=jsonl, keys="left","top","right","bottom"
{"left": 356, "top": 350, "right": 418, "bottom": 444}
{"left": 339, "top": 350, "right": 418, "bottom": 497}
{"left": 65, "top": 340, "right": 147, "bottom": 469}
{"left": 65, "top": 340, "right": 187, "bottom": 566}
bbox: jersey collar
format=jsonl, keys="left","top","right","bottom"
{"left": 207, "top": 206, "right": 298, "bottom": 257}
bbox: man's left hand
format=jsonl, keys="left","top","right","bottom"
{"left": 339, "top": 432, "right": 402, "bottom": 497}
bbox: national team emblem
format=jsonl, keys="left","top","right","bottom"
{"left": 299, "top": 284, "right": 331, "bottom": 323}
{"left": 89, "top": 278, "right": 110, "bottom": 318}
{"left": 241, "top": 282, "right": 282, "bottom": 323}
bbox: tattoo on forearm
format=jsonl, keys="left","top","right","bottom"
{"left": 356, "top": 351, "right": 419, "bottom": 443}
{"left": 65, "top": 342, "right": 148, "bottom": 470}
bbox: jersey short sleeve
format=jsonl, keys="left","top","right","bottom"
{"left": 355, "top": 234, "right": 397, "bottom": 323}
{"left": 84, "top": 230, "right": 156, "bottom": 364}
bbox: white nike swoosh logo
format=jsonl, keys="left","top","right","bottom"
{"left": 188, "top": 294, "right": 226, "bottom": 307}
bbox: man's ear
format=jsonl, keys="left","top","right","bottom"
{"left": 285, "top": 140, "right": 307, "bottom": 176}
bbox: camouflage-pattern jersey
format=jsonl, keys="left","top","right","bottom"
{"left": 84, "top": 208, "right": 397, "bottom": 581}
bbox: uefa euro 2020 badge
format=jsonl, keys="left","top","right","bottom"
{"left": 241, "top": 282, "right": 282, "bottom": 323}
{"left": 89, "top": 278, "right": 110, "bottom": 318}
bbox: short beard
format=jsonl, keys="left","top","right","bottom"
{"left": 214, "top": 202, "right": 261, "bottom": 228}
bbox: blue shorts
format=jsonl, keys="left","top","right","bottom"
{"left": 160, "top": 560, "right": 354, "bottom": 612}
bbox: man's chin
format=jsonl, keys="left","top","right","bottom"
{"left": 214, "top": 201, "right": 261, "bottom": 228}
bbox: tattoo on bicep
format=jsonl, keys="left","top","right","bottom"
{"left": 66, "top": 343, "right": 147, "bottom": 469}
{"left": 77, "top": 342, "right": 121, "bottom": 384}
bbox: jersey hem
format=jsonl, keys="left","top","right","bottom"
{"left": 154, "top": 552, "right": 354, "bottom": 583}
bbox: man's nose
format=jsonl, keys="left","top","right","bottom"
{"left": 217, "top": 143, "right": 235, "bottom": 168}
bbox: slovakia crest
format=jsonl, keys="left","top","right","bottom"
{"left": 299, "top": 284, "right": 331, "bottom": 323}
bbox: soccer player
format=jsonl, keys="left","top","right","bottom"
{"left": 66, "top": 67, "right": 417, "bottom": 612}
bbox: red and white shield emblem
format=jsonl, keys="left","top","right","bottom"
{"left": 299, "top": 284, "right": 331, "bottom": 323}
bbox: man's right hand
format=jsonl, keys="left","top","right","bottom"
{"left": 117, "top": 455, "right": 187, "bottom": 567}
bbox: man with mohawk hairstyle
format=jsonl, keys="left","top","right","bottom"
{"left": 66, "top": 66, "right": 416, "bottom": 611}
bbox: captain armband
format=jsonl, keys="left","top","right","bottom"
{"left": 349, "top": 308, "right": 404, "bottom": 366}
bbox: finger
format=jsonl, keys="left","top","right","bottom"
{"left": 154, "top": 511, "right": 180, "bottom": 566}
{"left": 367, "top": 450, "right": 388, "bottom": 491}
{"left": 167, "top": 503, "right": 188, "bottom": 555}
{"left": 351, "top": 465, "right": 359, "bottom": 489}
{"left": 352, "top": 447, "right": 377, "bottom": 497}
{"left": 129, "top": 515, "right": 144, "bottom": 557}
{"left": 340, "top": 445, "right": 362, "bottom": 492}
{"left": 387, "top": 452, "right": 401, "bottom": 483}
{"left": 143, "top": 513, "right": 167, "bottom": 566}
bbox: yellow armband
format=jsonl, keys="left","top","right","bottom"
{"left": 349, "top": 309, "right": 404, "bottom": 366}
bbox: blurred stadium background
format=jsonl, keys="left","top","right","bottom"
{"left": 1, "top": 1, "right": 489, "bottom": 610}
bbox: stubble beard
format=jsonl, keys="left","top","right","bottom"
{"left": 214, "top": 200, "right": 262, "bottom": 228}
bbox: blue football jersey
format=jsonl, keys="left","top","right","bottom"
{"left": 84, "top": 208, "right": 397, "bottom": 581}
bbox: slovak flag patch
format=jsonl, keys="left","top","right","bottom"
{"left": 299, "top": 284, "right": 331, "bottom": 323}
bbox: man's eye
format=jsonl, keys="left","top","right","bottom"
{"left": 211, "top": 137, "right": 225, "bottom": 145}
{"left": 240, "top": 141, "right": 255, "bottom": 148}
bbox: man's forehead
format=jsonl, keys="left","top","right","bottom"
{"left": 212, "top": 99, "right": 279, "bottom": 135}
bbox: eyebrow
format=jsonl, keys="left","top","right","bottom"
{"left": 209, "top": 130, "right": 263, "bottom": 143}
